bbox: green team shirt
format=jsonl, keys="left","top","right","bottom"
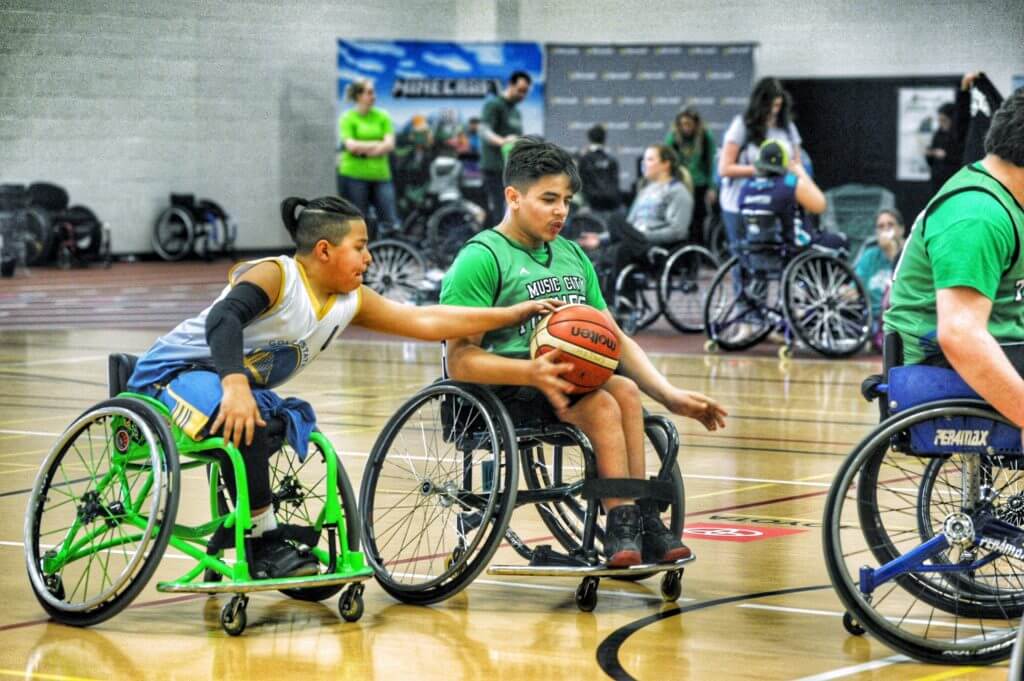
{"left": 440, "top": 228, "right": 606, "bottom": 358}
{"left": 338, "top": 107, "right": 394, "bottom": 181}
{"left": 885, "top": 163, "right": 1024, "bottom": 364}
{"left": 480, "top": 96, "right": 523, "bottom": 173}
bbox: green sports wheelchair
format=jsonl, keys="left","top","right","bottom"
{"left": 24, "top": 354, "right": 373, "bottom": 636}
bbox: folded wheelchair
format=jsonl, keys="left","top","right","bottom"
{"left": 358, "top": 374, "right": 693, "bottom": 612}
{"left": 823, "top": 334, "right": 1024, "bottom": 664}
{"left": 24, "top": 354, "right": 372, "bottom": 636}
{"left": 702, "top": 223, "right": 871, "bottom": 359}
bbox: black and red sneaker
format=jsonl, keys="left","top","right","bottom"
{"left": 604, "top": 504, "right": 643, "bottom": 568}
{"left": 640, "top": 501, "right": 692, "bottom": 563}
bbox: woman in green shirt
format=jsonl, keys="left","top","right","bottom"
{"left": 665, "top": 107, "right": 717, "bottom": 247}
{"left": 337, "top": 79, "right": 399, "bottom": 236}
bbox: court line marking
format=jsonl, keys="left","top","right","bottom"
{"left": 789, "top": 656, "right": 909, "bottom": 681}
{"left": 0, "top": 669, "right": 107, "bottom": 681}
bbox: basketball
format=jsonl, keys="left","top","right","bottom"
{"left": 529, "top": 303, "right": 621, "bottom": 394}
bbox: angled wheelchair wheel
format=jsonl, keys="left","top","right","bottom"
{"left": 521, "top": 414, "right": 685, "bottom": 576}
{"left": 782, "top": 251, "right": 870, "bottom": 358}
{"left": 612, "top": 263, "right": 661, "bottom": 335}
{"left": 152, "top": 206, "right": 195, "bottom": 261}
{"left": 424, "top": 203, "right": 482, "bottom": 269}
{"left": 658, "top": 245, "right": 719, "bottom": 333}
{"left": 269, "top": 433, "right": 359, "bottom": 602}
{"left": 823, "top": 400, "right": 1023, "bottom": 664}
{"left": 17, "top": 208, "right": 53, "bottom": 266}
{"left": 702, "top": 256, "right": 777, "bottom": 351}
{"left": 25, "top": 398, "right": 180, "bottom": 626}
{"left": 360, "top": 382, "right": 519, "bottom": 604}
{"left": 365, "top": 238, "right": 427, "bottom": 304}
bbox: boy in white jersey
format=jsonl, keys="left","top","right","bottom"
{"left": 129, "top": 195, "right": 559, "bottom": 578}
{"left": 442, "top": 138, "right": 728, "bottom": 567}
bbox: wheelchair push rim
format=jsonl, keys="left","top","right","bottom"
{"left": 152, "top": 206, "right": 195, "bottom": 261}
{"left": 822, "top": 400, "right": 1024, "bottom": 664}
{"left": 702, "top": 256, "right": 778, "bottom": 351}
{"left": 782, "top": 250, "right": 871, "bottom": 358}
{"left": 658, "top": 245, "right": 719, "bottom": 334}
{"left": 365, "top": 238, "right": 427, "bottom": 304}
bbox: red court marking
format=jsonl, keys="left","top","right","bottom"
{"left": 0, "top": 593, "right": 205, "bottom": 632}
{"left": 684, "top": 522, "right": 806, "bottom": 543}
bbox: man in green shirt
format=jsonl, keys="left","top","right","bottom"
{"left": 480, "top": 71, "right": 531, "bottom": 226}
{"left": 885, "top": 89, "right": 1024, "bottom": 430}
{"left": 441, "top": 137, "right": 727, "bottom": 568}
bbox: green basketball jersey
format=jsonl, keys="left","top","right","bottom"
{"left": 885, "top": 163, "right": 1024, "bottom": 364}
{"left": 440, "top": 228, "right": 606, "bottom": 358}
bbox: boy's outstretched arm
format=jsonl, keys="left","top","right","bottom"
{"left": 352, "top": 286, "right": 561, "bottom": 341}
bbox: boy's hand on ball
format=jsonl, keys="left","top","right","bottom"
{"left": 667, "top": 389, "right": 728, "bottom": 431}
{"left": 531, "top": 349, "right": 575, "bottom": 410}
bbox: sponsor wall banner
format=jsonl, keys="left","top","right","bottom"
{"left": 897, "top": 86, "right": 956, "bottom": 181}
{"left": 545, "top": 43, "right": 755, "bottom": 186}
{"left": 337, "top": 40, "right": 544, "bottom": 146}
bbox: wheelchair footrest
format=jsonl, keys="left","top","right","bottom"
{"left": 487, "top": 555, "right": 694, "bottom": 578}
{"left": 156, "top": 568, "right": 374, "bottom": 594}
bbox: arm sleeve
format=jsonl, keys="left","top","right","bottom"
{"left": 925, "top": 193, "right": 1016, "bottom": 300}
{"left": 439, "top": 243, "right": 500, "bottom": 308}
{"left": 204, "top": 282, "right": 272, "bottom": 378}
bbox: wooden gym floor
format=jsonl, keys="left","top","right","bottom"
{"left": 0, "top": 260, "right": 1009, "bottom": 680}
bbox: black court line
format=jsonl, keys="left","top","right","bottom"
{"left": 596, "top": 583, "right": 832, "bottom": 680}
{"left": 0, "top": 370, "right": 106, "bottom": 388}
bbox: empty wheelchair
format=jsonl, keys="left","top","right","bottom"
{"left": 358, "top": 378, "right": 692, "bottom": 612}
{"left": 823, "top": 335, "right": 1024, "bottom": 664}
{"left": 153, "top": 194, "right": 237, "bottom": 261}
{"left": 24, "top": 354, "right": 373, "bottom": 636}
{"left": 702, "top": 222, "right": 871, "bottom": 359}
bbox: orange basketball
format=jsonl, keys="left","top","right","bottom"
{"left": 529, "top": 304, "right": 621, "bottom": 394}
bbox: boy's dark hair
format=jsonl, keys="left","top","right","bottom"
{"left": 508, "top": 70, "right": 532, "bottom": 86}
{"left": 280, "top": 196, "right": 364, "bottom": 253}
{"left": 586, "top": 124, "right": 606, "bottom": 145}
{"left": 503, "top": 136, "right": 582, "bottom": 193}
{"left": 985, "top": 89, "right": 1024, "bottom": 166}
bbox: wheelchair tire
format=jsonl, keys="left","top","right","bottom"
{"left": 782, "top": 251, "right": 870, "bottom": 358}
{"left": 612, "top": 262, "right": 661, "bottom": 335}
{"left": 424, "top": 202, "right": 481, "bottom": 268}
{"left": 365, "top": 238, "right": 427, "bottom": 304}
{"left": 658, "top": 245, "right": 719, "bottom": 333}
{"left": 823, "top": 399, "right": 1023, "bottom": 664}
{"left": 17, "top": 207, "right": 53, "bottom": 266}
{"left": 152, "top": 206, "right": 195, "bottom": 261}
{"left": 702, "top": 256, "right": 775, "bottom": 351}
{"left": 272, "top": 432, "right": 360, "bottom": 602}
{"left": 360, "top": 381, "right": 519, "bottom": 605}
{"left": 521, "top": 414, "right": 685, "bottom": 577}
{"left": 25, "top": 398, "right": 180, "bottom": 627}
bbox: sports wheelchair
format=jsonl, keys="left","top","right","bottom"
{"left": 152, "top": 194, "right": 237, "bottom": 262}
{"left": 702, "top": 221, "right": 871, "bottom": 359}
{"left": 822, "top": 334, "right": 1024, "bottom": 664}
{"left": 24, "top": 354, "right": 372, "bottom": 636}
{"left": 358, "top": 374, "right": 693, "bottom": 613}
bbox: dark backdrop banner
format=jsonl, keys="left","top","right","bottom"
{"left": 545, "top": 43, "right": 755, "bottom": 187}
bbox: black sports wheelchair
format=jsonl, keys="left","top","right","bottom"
{"left": 564, "top": 207, "right": 720, "bottom": 337}
{"left": 702, "top": 214, "right": 871, "bottom": 359}
{"left": 823, "top": 334, "right": 1024, "bottom": 664}
{"left": 357, "top": 348, "right": 693, "bottom": 612}
{"left": 152, "top": 193, "right": 237, "bottom": 262}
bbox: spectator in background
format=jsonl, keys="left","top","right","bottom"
{"left": 854, "top": 209, "right": 905, "bottom": 350}
{"left": 956, "top": 71, "right": 1005, "bottom": 165}
{"left": 666, "top": 107, "right": 717, "bottom": 248}
{"left": 480, "top": 71, "right": 532, "bottom": 226}
{"left": 718, "top": 77, "right": 803, "bottom": 257}
{"left": 925, "top": 102, "right": 963, "bottom": 194}
{"left": 337, "top": 79, "right": 399, "bottom": 238}
{"left": 577, "top": 124, "right": 623, "bottom": 213}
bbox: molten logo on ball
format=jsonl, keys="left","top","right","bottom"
{"left": 530, "top": 303, "right": 621, "bottom": 394}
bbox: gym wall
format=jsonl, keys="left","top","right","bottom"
{"left": 2, "top": 0, "right": 1021, "bottom": 255}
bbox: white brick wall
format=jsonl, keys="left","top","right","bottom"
{"left": 1, "top": 0, "right": 1021, "bottom": 254}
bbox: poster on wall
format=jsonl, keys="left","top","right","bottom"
{"left": 337, "top": 40, "right": 543, "bottom": 213}
{"left": 897, "top": 87, "right": 956, "bottom": 181}
{"left": 545, "top": 43, "right": 755, "bottom": 187}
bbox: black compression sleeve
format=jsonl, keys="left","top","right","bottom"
{"left": 205, "top": 281, "right": 272, "bottom": 378}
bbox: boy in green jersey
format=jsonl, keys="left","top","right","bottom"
{"left": 441, "top": 137, "right": 728, "bottom": 567}
{"left": 885, "top": 90, "right": 1024, "bottom": 434}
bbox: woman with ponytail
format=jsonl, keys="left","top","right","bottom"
{"left": 128, "top": 195, "right": 559, "bottom": 579}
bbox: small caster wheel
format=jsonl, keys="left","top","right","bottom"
{"left": 339, "top": 583, "right": 365, "bottom": 623}
{"left": 703, "top": 339, "right": 719, "bottom": 353}
{"left": 575, "top": 576, "right": 599, "bottom": 612}
{"left": 660, "top": 570, "right": 682, "bottom": 602}
{"left": 221, "top": 594, "right": 248, "bottom": 636}
{"left": 842, "top": 611, "right": 865, "bottom": 636}
{"left": 444, "top": 546, "right": 466, "bottom": 574}
{"left": 778, "top": 344, "right": 793, "bottom": 360}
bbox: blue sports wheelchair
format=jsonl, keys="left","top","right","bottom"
{"left": 702, "top": 212, "right": 871, "bottom": 359}
{"left": 823, "top": 334, "right": 1024, "bottom": 664}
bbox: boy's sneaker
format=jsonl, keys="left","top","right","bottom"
{"left": 604, "top": 504, "right": 643, "bottom": 568}
{"left": 640, "top": 501, "right": 692, "bottom": 564}
{"left": 251, "top": 538, "right": 319, "bottom": 580}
